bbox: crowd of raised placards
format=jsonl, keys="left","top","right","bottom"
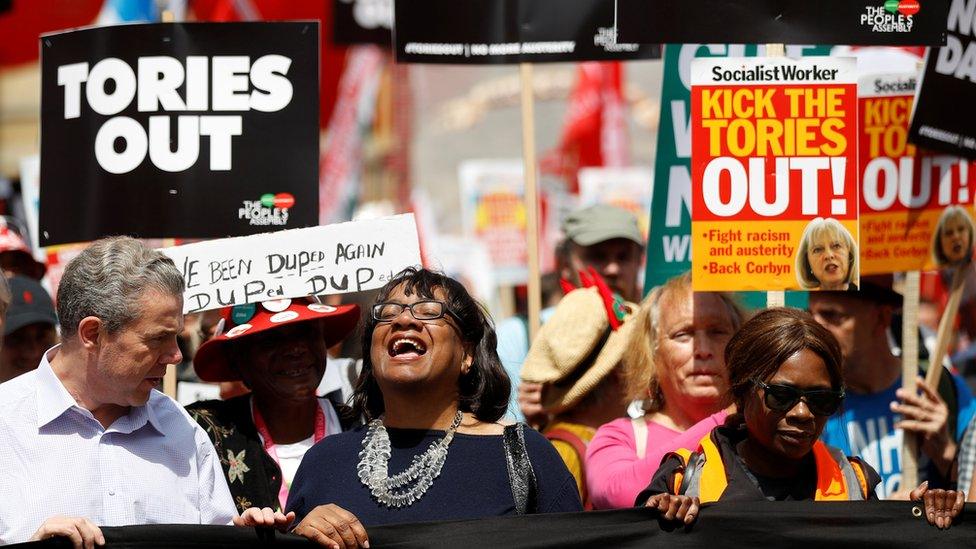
{"left": 1, "top": 202, "right": 974, "bottom": 548}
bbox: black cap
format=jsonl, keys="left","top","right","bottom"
{"left": 5, "top": 276, "right": 57, "bottom": 336}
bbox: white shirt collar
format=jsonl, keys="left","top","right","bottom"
{"left": 34, "top": 345, "right": 163, "bottom": 434}
{"left": 34, "top": 346, "right": 79, "bottom": 429}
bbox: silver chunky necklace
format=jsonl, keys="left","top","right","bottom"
{"left": 357, "top": 410, "right": 463, "bottom": 508}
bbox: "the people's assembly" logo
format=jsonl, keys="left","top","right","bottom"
{"left": 239, "top": 192, "right": 295, "bottom": 226}
{"left": 860, "top": 0, "right": 920, "bottom": 33}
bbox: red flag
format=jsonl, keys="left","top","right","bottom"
{"left": 319, "top": 46, "right": 385, "bottom": 224}
{"left": 0, "top": 0, "right": 102, "bottom": 67}
{"left": 600, "top": 62, "right": 629, "bottom": 168}
{"left": 541, "top": 62, "right": 629, "bottom": 193}
{"left": 390, "top": 62, "right": 414, "bottom": 213}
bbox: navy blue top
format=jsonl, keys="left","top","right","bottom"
{"left": 287, "top": 424, "right": 582, "bottom": 525}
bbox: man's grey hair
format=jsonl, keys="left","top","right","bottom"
{"left": 57, "top": 236, "right": 184, "bottom": 337}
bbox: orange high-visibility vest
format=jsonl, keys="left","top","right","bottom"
{"left": 667, "top": 433, "right": 869, "bottom": 503}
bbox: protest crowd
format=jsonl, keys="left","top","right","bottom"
{"left": 3, "top": 0, "right": 976, "bottom": 547}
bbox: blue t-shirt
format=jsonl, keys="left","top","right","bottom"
{"left": 287, "top": 423, "right": 582, "bottom": 525}
{"left": 821, "top": 370, "right": 975, "bottom": 498}
{"left": 495, "top": 307, "right": 557, "bottom": 421}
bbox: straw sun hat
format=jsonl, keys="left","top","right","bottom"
{"left": 521, "top": 286, "right": 635, "bottom": 414}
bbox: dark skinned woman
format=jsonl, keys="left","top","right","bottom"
{"left": 187, "top": 298, "right": 359, "bottom": 513}
{"left": 636, "top": 307, "right": 965, "bottom": 530}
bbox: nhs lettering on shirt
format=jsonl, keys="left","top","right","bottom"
{"left": 824, "top": 372, "right": 976, "bottom": 499}
{"left": 845, "top": 415, "right": 902, "bottom": 498}
{"left": 821, "top": 380, "right": 911, "bottom": 499}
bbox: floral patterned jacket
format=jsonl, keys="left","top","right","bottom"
{"left": 186, "top": 394, "right": 359, "bottom": 512}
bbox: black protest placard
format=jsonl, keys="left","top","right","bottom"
{"left": 333, "top": 0, "right": 392, "bottom": 45}
{"left": 909, "top": 0, "right": 976, "bottom": 159}
{"left": 615, "top": 0, "right": 950, "bottom": 46}
{"left": 39, "top": 22, "right": 319, "bottom": 246}
{"left": 394, "top": 0, "right": 661, "bottom": 64}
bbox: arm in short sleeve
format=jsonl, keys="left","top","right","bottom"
{"left": 495, "top": 317, "right": 530, "bottom": 420}
{"left": 585, "top": 412, "right": 726, "bottom": 510}
{"left": 496, "top": 316, "right": 529, "bottom": 375}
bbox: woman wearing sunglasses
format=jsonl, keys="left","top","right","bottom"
{"left": 636, "top": 308, "right": 964, "bottom": 529}
{"left": 237, "top": 268, "right": 582, "bottom": 548}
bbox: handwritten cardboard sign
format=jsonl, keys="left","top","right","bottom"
{"left": 691, "top": 57, "right": 859, "bottom": 291}
{"left": 160, "top": 214, "right": 421, "bottom": 313}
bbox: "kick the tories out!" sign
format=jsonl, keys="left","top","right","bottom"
{"left": 690, "top": 57, "right": 860, "bottom": 292}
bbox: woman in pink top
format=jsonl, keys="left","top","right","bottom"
{"left": 585, "top": 273, "right": 746, "bottom": 509}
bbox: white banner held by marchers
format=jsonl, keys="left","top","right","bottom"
{"left": 161, "top": 213, "right": 422, "bottom": 313}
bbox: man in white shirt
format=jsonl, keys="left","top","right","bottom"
{"left": 0, "top": 236, "right": 238, "bottom": 546}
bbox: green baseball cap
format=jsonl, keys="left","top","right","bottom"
{"left": 562, "top": 204, "right": 643, "bottom": 246}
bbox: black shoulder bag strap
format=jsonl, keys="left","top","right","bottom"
{"left": 503, "top": 422, "right": 539, "bottom": 515}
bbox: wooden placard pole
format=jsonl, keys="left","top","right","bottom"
{"left": 900, "top": 59, "right": 938, "bottom": 490}
{"left": 765, "top": 43, "right": 785, "bottom": 309}
{"left": 925, "top": 264, "right": 968, "bottom": 388}
{"left": 162, "top": 3, "right": 178, "bottom": 399}
{"left": 161, "top": 249, "right": 179, "bottom": 398}
{"left": 498, "top": 284, "right": 517, "bottom": 319}
{"left": 520, "top": 63, "right": 542, "bottom": 344}
{"left": 164, "top": 366, "right": 179, "bottom": 400}
{"left": 900, "top": 270, "right": 922, "bottom": 490}
{"left": 765, "top": 43, "right": 785, "bottom": 57}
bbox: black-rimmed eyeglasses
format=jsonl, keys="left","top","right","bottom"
{"left": 753, "top": 379, "right": 845, "bottom": 417}
{"left": 371, "top": 300, "right": 460, "bottom": 323}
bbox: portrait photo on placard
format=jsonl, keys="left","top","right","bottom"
{"left": 931, "top": 205, "right": 976, "bottom": 268}
{"left": 795, "top": 217, "right": 859, "bottom": 291}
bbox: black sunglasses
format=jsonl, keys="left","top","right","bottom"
{"left": 753, "top": 380, "right": 845, "bottom": 417}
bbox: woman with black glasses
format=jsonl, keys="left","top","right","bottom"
{"left": 242, "top": 267, "right": 581, "bottom": 548}
{"left": 635, "top": 308, "right": 964, "bottom": 530}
